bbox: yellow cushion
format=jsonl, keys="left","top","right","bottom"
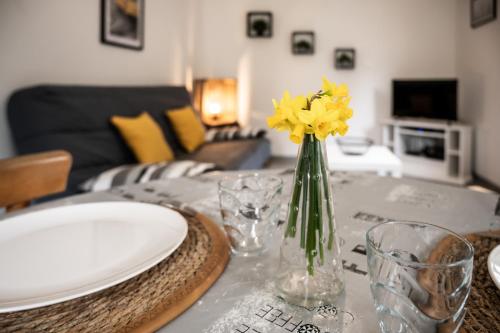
{"left": 166, "top": 106, "right": 206, "bottom": 153}
{"left": 111, "top": 112, "right": 174, "bottom": 163}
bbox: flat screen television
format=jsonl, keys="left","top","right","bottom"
{"left": 392, "top": 80, "right": 457, "bottom": 121}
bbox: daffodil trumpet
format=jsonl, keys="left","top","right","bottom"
{"left": 268, "top": 77, "right": 352, "bottom": 276}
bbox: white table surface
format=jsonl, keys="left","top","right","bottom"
{"left": 2, "top": 170, "right": 499, "bottom": 332}
{"left": 327, "top": 143, "right": 402, "bottom": 177}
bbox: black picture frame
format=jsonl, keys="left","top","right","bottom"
{"left": 335, "top": 48, "right": 355, "bottom": 70}
{"left": 470, "top": 0, "right": 497, "bottom": 28}
{"left": 247, "top": 12, "right": 273, "bottom": 38}
{"left": 101, "top": 0, "right": 144, "bottom": 50}
{"left": 291, "top": 31, "right": 315, "bottom": 55}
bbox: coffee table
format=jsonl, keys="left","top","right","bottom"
{"left": 326, "top": 142, "right": 402, "bottom": 177}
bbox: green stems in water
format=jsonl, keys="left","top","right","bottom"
{"left": 285, "top": 134, "right": 334, "bottom": 275}
{"left": 319, "top": 145, "right": 335, "bottom": 251}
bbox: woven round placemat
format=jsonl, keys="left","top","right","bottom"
{"left": 460, "top": 231, "right": 500, "bottom": 333}
{"left": 0, "top": 212, "right": 230, "bottom": 333}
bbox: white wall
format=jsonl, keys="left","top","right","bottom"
{"left": 191, "top": 0, "right": 458, "bottom": 156}
{"left": 456, "top": 0, "right": 500, "bottom": 187}
{"left": 0, "top": 0, "right": 190, "bottom": 158}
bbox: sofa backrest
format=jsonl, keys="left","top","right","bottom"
{"left": 7, "top": 85, "right": 192, "bottom": 187}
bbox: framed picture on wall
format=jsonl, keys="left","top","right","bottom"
{"left": 101, "top": 0, "right": 144, "bottom": 50}
{"left": 470, "top": 0, "right": 497, "bottom": 28}
{"left": 335, "top": 48, "right": 355, "bottom": 70}
{"left": 247, "top": 12, "right": 273, "bottom": 38}
{"left": 291, "top": 31, "right": 315, "bottom": 55}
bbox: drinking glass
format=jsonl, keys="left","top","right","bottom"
{"left": 366, "top": 221, "right": 474, "bottom": 333}
{"left": 218, "top": 174, "right": 283, "bottom": 256}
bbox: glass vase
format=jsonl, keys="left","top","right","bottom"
{"left": 275, "top": 134, "right": 345, "bottom": 307}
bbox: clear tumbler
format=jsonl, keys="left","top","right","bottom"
{"left": 366, "top": 221, "right": 474, "bottom": 333}
{"left": 218, "top": 174, "right": 283, "bottom": 256}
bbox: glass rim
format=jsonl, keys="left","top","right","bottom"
{"left": 218, "top": 173, "right": 283, "bottom": 192}
{"left": 366, "top": 220, "right": 474, "bottom": 269}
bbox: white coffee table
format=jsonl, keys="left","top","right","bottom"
{"left": 326, "top": 142, "right": 402, "bottom": 177}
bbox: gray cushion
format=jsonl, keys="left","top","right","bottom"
{"left": 184, "top": 138, "right": 271, "bottom": 170}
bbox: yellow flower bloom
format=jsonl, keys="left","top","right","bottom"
{"left": 267, "top": 77, "right": 353, "bottom": 143}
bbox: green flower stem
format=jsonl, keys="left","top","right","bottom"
{"left": 299, "top": 143, "right": 310, "bottom": 249}
{"left": 306, "top": 145, "right": 316, "bottom": 274}
{"left": 306, "top": 135, "right": 317, "bottom": 273}
{"left": 285, "top": 134, "right": 335, "bottom": 276}
{"left": 319, "top": 144, "right": 334, "bottom": 250}
{"left": 315, "top": 140, "right": 325, "bottom": 265}
{"left": 285, "top": 142, "right": 307, "bottom": 238}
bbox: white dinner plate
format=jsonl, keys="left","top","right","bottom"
{"left": 488, "top": 244, "right": 500, "bottom": 290}
{"left": 0, "top": 202, "right": 188, "bottom": 312}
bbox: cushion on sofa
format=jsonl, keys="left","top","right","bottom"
{"left": 166, "top": 106, "right": 206, "bottom": 152}
{"left": 111, "top": 112, "right": 175, "bottom": 163}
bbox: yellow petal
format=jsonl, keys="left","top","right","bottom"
{"left": 333, "top": 84, "right": 349, "bottom": 97}
{"left": 281, "top": 90, "right": 292, "bottom": 104}
{"left": 313, "top": 122, "right": 331, "bottom": 140}
{"left": 304, "top": 125, "right": 315, "bottom": 134}
{"left": 342, "top": 107, "right": 353, "bottom": 120}
{"left": 321, "top": 76, "right": 335, "bottom": 95}
{"left": 311, "top": 99, "right": 326, "bottom": 116}
{"left": 290, "top": 124, "right": 305, "bottom": 144}
{"left": 293, "top": 95, "right": 308, "bottom": 109}
{"left": 297, "top": 109, "right": 316, "bottom": 125}
{"left": 338, "top": 123, "right": 349, "bottom": 136}
{"left": 331, "top": 121, "right": 348, "bottom": 136}
{"left": 267, "top": 114, "right": 282, "bottom": 128}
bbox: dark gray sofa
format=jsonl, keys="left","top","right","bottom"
{"left": 7, "top": 85, "right": 270, "bottom": 196}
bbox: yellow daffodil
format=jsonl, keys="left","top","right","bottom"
{"left": 268, "top": 77, "right": 353, "bottom": 143}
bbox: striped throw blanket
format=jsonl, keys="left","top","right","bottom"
{"left": 80, "top": 160, "right": 217, "bottom": 192}
{"left": 205, "top": 126, "right": 266, "bottom": 142}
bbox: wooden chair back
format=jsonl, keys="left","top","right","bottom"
{"left": 0, "top": 150, "right": 72, "bottom": 212}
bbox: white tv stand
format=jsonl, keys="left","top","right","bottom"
{"left": 382, "top": 118, "right": 472, "bottom": 185}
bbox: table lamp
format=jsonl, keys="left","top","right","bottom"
{"left": 193, "top": 78, "right": 238, "bottom": 126}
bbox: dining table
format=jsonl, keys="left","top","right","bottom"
{"left": 4, "top": 169, "right": 499, "bottom": 333}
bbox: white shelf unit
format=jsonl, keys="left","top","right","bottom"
{"left": 382, "top": 119, "right": 472, "bottom": 185}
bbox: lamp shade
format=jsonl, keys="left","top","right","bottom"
{"left": 193, "top": 78, "right": 238, "bottom": 126}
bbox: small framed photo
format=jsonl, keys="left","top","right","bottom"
{"left": 247, "top": 12, "right": 273, "bottom": 38}
{"left": 471, "top": 0, "right": 497, "bottom": 28}
{"left": 101, "top": 0, "right": 144, "bottom": 50}
{"left": 335, "top": 48, "right": 355, "bottom": 70}
{"left": 292, "top": 31, "right": 315, "bottom": 55}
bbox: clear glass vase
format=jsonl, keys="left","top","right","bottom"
{"left": 275, "top": 134, "right": 345, "bottom": 307}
